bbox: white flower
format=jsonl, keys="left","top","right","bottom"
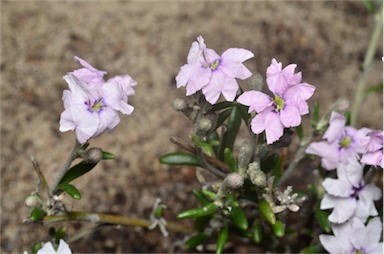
{"left": 37, "top": 239, "right": 72, "bottom": 254}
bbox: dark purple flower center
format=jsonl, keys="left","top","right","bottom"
{"left": 85, "top": 98, "right": 105, "bottom": 112}
{"left": 350, "top": 182, "right": 364, "bottom": 199}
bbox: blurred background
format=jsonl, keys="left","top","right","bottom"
{"left": 1, "top": 1, "right": 382, "bottom": 253}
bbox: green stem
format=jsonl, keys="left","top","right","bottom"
{"left": 350, "top": 6, "right": 383, "bottom": 126}
{"left": 50, "top": 140, "right": 82, "bottom": 194}
{"left": 276, "top": 131, "right": 315, "bottom": 187}
{"left": 41, "top": 211, "right": 193, "bottom": 234}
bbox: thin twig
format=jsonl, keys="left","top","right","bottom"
{"left": 40, "top": 211, "right": 193, "bottom": 235}
{"left": 170, "top": 136, "right": 230, "bottom": 172}
{"left": 196, "top": 148, "right": 226, "bottom": 179}
{"left": 30, "top": 156, "right": 51, "bottom": 198}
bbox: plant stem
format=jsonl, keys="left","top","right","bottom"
{"left": 350, "top": 6, "right": 383, "bottom": 126}
{"left": 30, "top": 157, "right": 51, "bottom": 198}
{"left": 41, "top": 211, "right": 193, "bottom": 234}
{"left": 276, "top": 131, "right": 315, "bottom": 187}
{"left": 50, "top": 140, "right": 82, "bottom": 194}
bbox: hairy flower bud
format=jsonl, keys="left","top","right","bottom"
{"left": 25, "top": 195, "right": 40, "bottom": 207}
{"left": 238, "top": 141, "right": 253, "bottom": 174}
{"left": 248, "top": 162, "right": 266, "bottom": 187}
{"left": 226, "top": 173, "right": 244, "bottom": 189}
{"left": 194, "top": 114, "right": 217, "bottom": 136}
{"left": 85, "top": 147, "right": 103, "bottom": 163}
{"left": 173, "top": 98, "right": 188, "bottom": 112}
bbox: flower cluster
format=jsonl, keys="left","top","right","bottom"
{"left": 176, "top": 35, "right": 254, "bottom": 104}
{"left": 59, "top": 56, "right": 137, "bottom": 144}
{"left": 319, "top": 217, "right": 383, "bottom": 254}
{"left": 306, "top": 111, "right": 382, "bottom": 170}
{"left": 237, "top": 58, "right": 315, "bottom": 144}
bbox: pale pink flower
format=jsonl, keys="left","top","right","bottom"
{"left": 237, "top": 58, "right": 315, "bottom": 144}
{"left": 37, "top": 239, "right": 72, "bottom": 254}
{"left": 319, "top": 217, "right": 383, "bottom": 254}
{"left": 320, "top": 158, "right": 382, "bottom": 224}
{"left": 306, "top": 111, "right": 367, "bottom": 170}
{"left": 176, "top": 35, "right": 254, "bottom": 104}
{"left": 361, "top": 129, "right": 383, "bottom": 168}
{"left": 59, "top": 57, "right": 136, "bottom": 144}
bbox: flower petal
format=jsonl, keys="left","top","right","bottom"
{"left": 56, "top": 239, "right": 72, "bottom": 254}
{"left": 322, "top": 178, "right": 352, "bottom": 197}
{"left": 327, "top": 197, "right": 356, "bottom": 224}
{"left": 264, "top": 111, "right": 284, "bottom": 144}
{"left": 323, "top": 111, "right": 346, "bottom": 142}
{"left": 220, "top": 48, "right": 254, "bottom": 79}
{"left": 279, "top": 103, "right": 301, "bottom": 127}
{"left": 237, "top": 91, "right": 273, "bottom": 113}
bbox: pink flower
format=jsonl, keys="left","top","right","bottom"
{"left": 320, "top": 158, "right": 381, "bottom": 224}
{"left": 59, "top": 57, "right": 137, "bottom": 144}
{"left": 175, "top": 35, "right": 254, "bottom": 104}
{"left": 319, "top": 217, "right": 383, "bottom": 254}
{"left": 237, "top": 58, "right": 315, "bottom": 144}
{"left": 361, "top": 129, "right": 383, "bottom": 168}
{"left": 306, "top": 111, "right": 368, "bottom": 170}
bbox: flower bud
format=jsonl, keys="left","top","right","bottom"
{"left": 194, "top": 114, "right": 217, "bottom": 136}
{"left": 173, "top": 98, "right": 188, "bottom": 112}
{"left": 238, "top": 141, "right": 253, "bottom": 173}
{"left": 85, "top": 147, "right": 103, "bottom": 163}
{"left": 250, "top": 170, "right": 267, "bottom": 187}
{"left": 226, "top": 173, "right": 244, "bottom": 190}
{"left": 25, "top": 195, "right": 40, "bottom": 207}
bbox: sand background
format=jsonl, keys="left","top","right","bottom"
{"left": 1, "top": 1, "right": 382, "bottom": 253}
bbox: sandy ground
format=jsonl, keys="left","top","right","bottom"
{"left": 1, "top": 1, "right": 382, "bottom": 253}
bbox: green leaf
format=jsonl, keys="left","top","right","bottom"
{"left": 259, "top": 199, "right": 276, "bottom": 225}
{"left": 101, "top": 151, "right": 116, "bottom": 160}
{"left": 202, "top": 190, "right": 217, "bottom": 200}
{"left": 362, "top": 0, "right": 376, "bottom": 13}
{"left": 224, "top": 148, "right": 238, "bottom": 172}
{"left": 272, "top": 155, "right": 285, "bottom": 185}
{"left": 177, "top": 203, "right": 217, "bottom": 219}
{"left": 218, "top": 106, "right": 242, "bottom": 160}
{"left": 251, "top": 220, "right": 262, "bottom": 244}
{"left": 58, "top": 161, "right": 98, "bottom": 186}
{"left": 31, "top": 242, "right": 43, "bottom": 254}
{"left": 300, "top": 244, "right": 324, "bottom": 253}
{"left": 272, "top": 220, "right": 285, "bottom": 237}
{"left": 55, "top": 226, "right": 67, "bottom": 243}
{"left": 184, "top": 233, "right": 209, "bottom": 250}
{"left": 365, "top": 82, "right": 383, "bottom": 95}
{"left": 58, "top": 183, "right": 81, "bottom": 199}
{"left": 211, "top": 101, "right": 235, "bottom": 111}
{"left": 315, "top": 203, "right": 331, "bottom": 233}
{"left": 260, "top": 153, "right": 279, "bottom": 173}
{"left": 159, "top": 152, "right": 202, "bottom": 167}
{"left": 344, "top": 111, "right": 351, "bottom": 126}
{"left": 230, "top": 204, "right": 248, "bottom": 230}
{"left": 195, "top": 141, "right": 215, "bottom": 157}
{"left": 237, "top": 103, "right": 251, "bottom": 125}
{"left": 296, "top": 124, "right": 304, "bottom": 143}
{"left": 216, "top": 226, "right": 229, "bottom": 254}
{"left": 30, "top": 207, "right": 47, "bottom": 222}
{"left": 215, "top": 109, "right": 232, "bottom": 130}
{"left": 193, "top": 190, "right": 211, "bottom": 206}
{"left": 310, "top": 101, "right": 319, "bottom": 128}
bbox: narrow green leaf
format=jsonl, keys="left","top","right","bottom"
{"left": 251, "top": 220, "right": 262, "bottom": 244}
{"left": 224, "top": 148, "right": 238, "bottom": 172}
{"left": 365, "top": 83, "right": 383, "bottom": 95}
{"left": 58, "top": 183, "right": 81, "bottom": 200}
{"left": 259, "top": 199, "right": 276, "bottom": 225}
{"left": 362, "top": 0, "right": 376, "bottom": 13}
{"left": 218, "top": 106, "right": 242, "bottom": 160}
{"left": 272, "top": 155, "right": 285, "bottom": 185}
{"left": 215, "top": 109, "right": 232, "bottom": 130}
{"left": 58, "top": 161, "right": 98, "bottom": 186}
{"left": 211, "top": 101, "right": 235, "bottom": 111}
{"left": 344, "top": 111, "right": 351, "bottom": 126}
{"left": 159, "top": 152, "right": 202, "bottom": 167}
{"left": 184, "top": 233, "right": 209, "bottom": 250}
{"left": 216, "top": 226, "right": 229, "bottom": 254}
{"left": 195, "top": 141, "right": 215, "bottom": 157}
{"left": 193, "top": 190, "right": 211, "bottom": 206}
{"left": 315, "top": 203, "right": 331, "bottom": 233}
{"left": 230, "top": 205, "right": 248, "bottom": 230}
{"left": 296, "top": 124, "right": 304, "bottom": 143}
{"left": 310, "top": 101, "right": 319, "bottom": 128}
{"left": 260, "top": 153, "right": 279, "bottom": 173}
{"left": 55, "top": 226, "right": 67, "bottom": 243}
{"left": 300, "top": 244, "right": 324, "bottom": 253}
{"left": 31, "top": 242, "right": 43, "bottom": 254}
{"left": 177, "top": 203, "right": 217, "bottom": 219}
{"left": 30, "top": 207, "right": 47, "bottom": 222}
{"left": 101, "top": 151, "right": 116, "bottom": 160}
{"left": 272, "top": 220, "right": 285, "bottom": 237}
{"left": 237, "top": 103, "right": 251, "bottom": 125}
{"left": 202, "top": 190, "right": 217, "bottom": 200}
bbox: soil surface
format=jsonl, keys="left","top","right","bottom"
{"left": 1, "top": 1, "right": 382, "bottom": 253}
